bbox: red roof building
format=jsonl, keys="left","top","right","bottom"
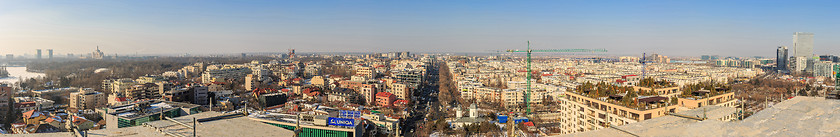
{"left": 375, "top": 92, "right": 396, "bottom": 107}
{"left": 393, "top": 100, "right": 409, "bottom": 108}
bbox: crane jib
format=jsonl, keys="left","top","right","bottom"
{"left": 506, "top": 49, "right": 608, "bottom": 52}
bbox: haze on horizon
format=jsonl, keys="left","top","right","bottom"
{"left": 1, "top": 0, "right": 839, "bottom": 57}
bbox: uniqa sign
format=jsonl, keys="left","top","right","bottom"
{"left": 327, "top": 117, "right": 355, "bottom": 127}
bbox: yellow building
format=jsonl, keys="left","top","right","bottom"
{"left": 677, "top": 92, "right": 737, "bottom": 109}
{"left": 70, "top": 88, "right": 107, "bottom": 110}
{"left": 22, "top": 110, "right": 47, "bottom": 125}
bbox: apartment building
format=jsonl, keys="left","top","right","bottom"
{"left": 557, "top": 91, "right": 679, "bottom": 134}
{"left": 70, "top": 88, "right": 107, "bottom": 110}
{"left": 677, "top": 91, "right": 737, "bottom": 109}
{"left": 201, "top": 64, "right": 251, "bottom": 83}
{"left": 376, "top": 92, "right": 396, "bottom": 107}
{"left": 0, "top": 85, "right": 12, "bottom": 116}
{"left": 361, "top": 84, "right": 377, "bottom": 106}
{"left": 102, "top": 78, "right": 135, "bottom": 93}
{"left": 501, "top": 89, "right": 545, "bottom": 108}
{"left": 392, "top": 82, "right": 412, "bottom": 101}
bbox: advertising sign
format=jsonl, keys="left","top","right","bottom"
{"left": 327, "top": 117, "right": 355, "bottom": 127}
{"left": 339, "top": 110, "right": 361, "bottom": 119}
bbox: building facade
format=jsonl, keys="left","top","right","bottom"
{"left": 70, "top": 88, "right": 107, "bottom": 110}
{"left": 793, "top": 32, "right": 814, "bottom": 58}
{"left": 814, "top": 62, "right": 840, "bottom": 79}
{"left": 776, "top": 46, "right": 788, "bottom": 71}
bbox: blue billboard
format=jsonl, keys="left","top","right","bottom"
{"left": 339, "top": 110, "right": 361, "bottom": 119}
{"left": 498, "top": 115, "right": 509, "bottom": 123}
{"left": 327, "top": 117, "right": 355, "bottom": 127}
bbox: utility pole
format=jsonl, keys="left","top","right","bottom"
{"left": 740, "top": 96, "right": 744, "bottom": 120}
{"left": 193, "top": 117, "right": 197, "bottom": 137}
{"left": 294, "top": 113, "right": 302, "bottom": 137}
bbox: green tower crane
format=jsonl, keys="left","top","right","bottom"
{"left": 506, "top": 41, "right": 607, "bottom": 114}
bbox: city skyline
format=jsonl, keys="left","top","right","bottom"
{"left": 2, "top": 1, "right": 840, "bottom": 57}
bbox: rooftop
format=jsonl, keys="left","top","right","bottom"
{"left": 559, "top": 96, "right": 840, "bottom": 137}
{"left": 104, "top": 100, "right": 200, "bottom": 120}
{"left": 85, "top": 111, "right": 295, "bottom": 137}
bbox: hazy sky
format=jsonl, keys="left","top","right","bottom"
{"left": 1, "top": 0, "right": 839, "bottom": 57}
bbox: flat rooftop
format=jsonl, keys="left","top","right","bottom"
{"left": 88, "top": 111, "right": 295, "bottom": 137}
{"left": 558, "top": 96, "right": 840, "bottom": 137}
{"left": 106, "top": 100, "right": 200, "bottom": 120}
{"left": 0, "top": 111, "right": 294, "bottom": 137}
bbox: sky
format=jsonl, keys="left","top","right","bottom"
{"left": 1, "top": 0, "right": 839, "bottom": 57}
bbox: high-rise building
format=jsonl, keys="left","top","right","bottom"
{"left": 245, "top": 74, "right": 257, "bottom": 91}
{"left": 4, "top": 54, "right": 11, "bottom": 60}
{"left": 776, "top": 46, "right": 788, "bottom": 71}
{"left": 47, "top": 49, "right": 53, "bottom": 59}
{"left": 793, "top": 32, "right": 814, "bottom": 58}
{"left": 36, "top": 49, "right": 42, "bottom": 59}
{"left": 701, "top": 55, "right": 710, "bottom": 60}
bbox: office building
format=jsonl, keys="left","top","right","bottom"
{"left": 5, "top": 54, "right": 12, "bottom": 60}
{"left": 192, "top": 86, "right": 209, "bottom": 105}
{"left": 819, "top": 55, "right": 838, "bottom": 62}
{"left": 777, "top": 46, "right": 788, "bottom": 71}
{"left": 47, "top": 49, "right": 53, "bottom": 59}
{"left": 36, "top": 49, "right": 42, "bottom": 59}
{"left": 793, "top": 32, "right": 814, "bottom": 58}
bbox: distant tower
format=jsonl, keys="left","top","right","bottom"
{"left": 288, "top": 49, "right": 295, "bottom": 58}
{"left": 92, "top": 46, "right": 105, "bottom": 59}
{"left": 36, "top": 49, "right": 42, "bottom": 59}
{"left": 47, "top": 49, "right": 53, "bottom": 59}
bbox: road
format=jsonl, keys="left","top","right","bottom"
{"left": 402, "top": 61, "right": 440, "bottom": 137}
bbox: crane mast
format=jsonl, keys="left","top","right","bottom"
{"left": 506, "top": 41, "right": 607, "bottom": 114}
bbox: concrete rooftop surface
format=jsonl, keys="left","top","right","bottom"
{"left": 560, "top": 96, "right": 840, "bottom": 137}
{"left": 1, "top": 111, "right": 294, "bottom": 137}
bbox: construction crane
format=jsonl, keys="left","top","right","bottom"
{"left": 506, "top": 41, "right": 607, "bottom": 114}
{"left": 641, "top": 53, "right": 648, "bottom": 78}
